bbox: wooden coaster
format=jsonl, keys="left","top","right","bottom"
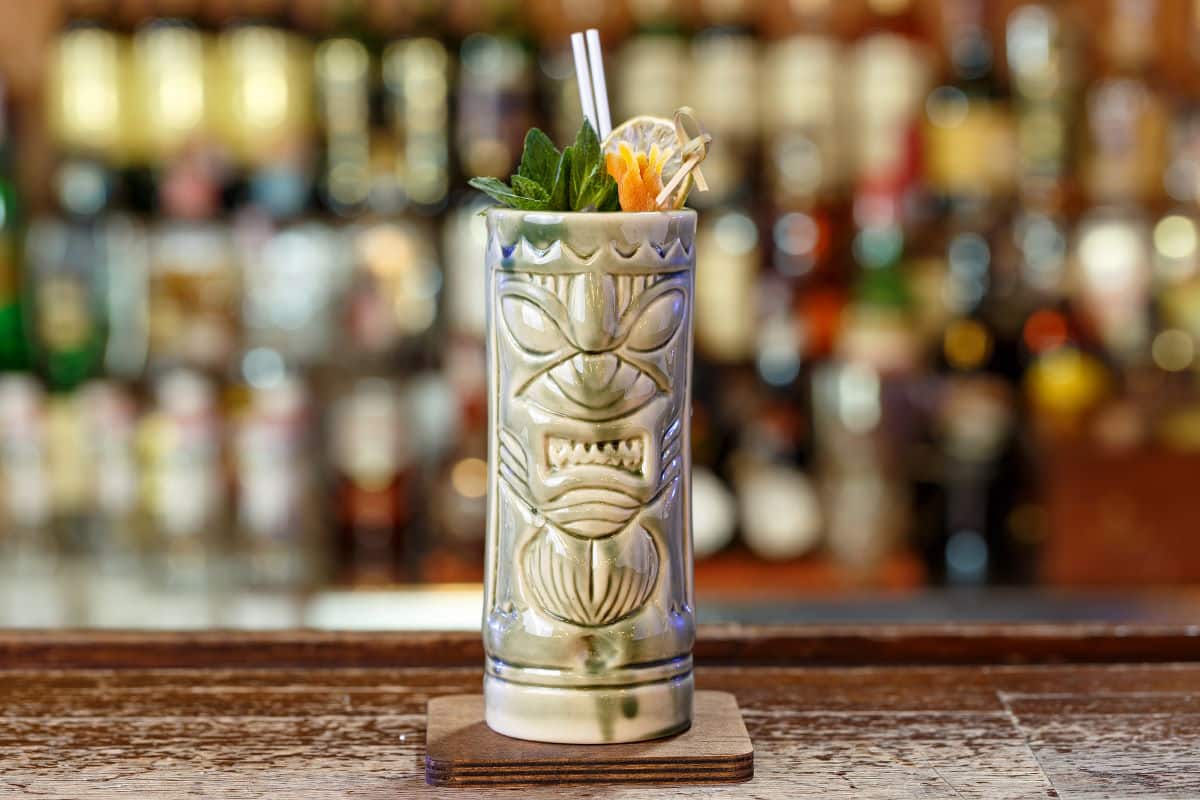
{"left": 425, "top": 690, "right": 753, "bottom": 786}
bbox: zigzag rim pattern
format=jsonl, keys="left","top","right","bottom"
{"left": 491, "top": 236, "right": 695, "bottom": 271}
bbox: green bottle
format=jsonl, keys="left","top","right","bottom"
{"left": 26, "top": 159, "right": 111, "bottom": 391}
{"left": 0, "top": 80, "right": 28, "bottom": 371}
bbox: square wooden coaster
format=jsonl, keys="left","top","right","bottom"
{"left": 424, "top": 690, "right": 753, "bottom": 786}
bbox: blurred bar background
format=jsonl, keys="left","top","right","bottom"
{"left": 2, "top": 0, "right": 1200, "bottom": 627}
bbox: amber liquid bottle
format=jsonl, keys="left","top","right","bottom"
{"left": 329, "top": 378, "right": 414, "bottom": 584}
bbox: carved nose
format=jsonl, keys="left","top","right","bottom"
{"left": 574, "top": 353, "right": 620, "bottom": 393}
{"left": 568, "top": 272, "right": 617, "bottom": 352}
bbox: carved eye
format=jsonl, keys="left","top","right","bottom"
{"left": 501, "top": 295, "right": 567, "bottom": 355}
{"left": 626, "top": 290, "right": 684, "bottom": 352}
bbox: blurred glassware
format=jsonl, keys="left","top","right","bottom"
{"left": 329, "top": 377, "right": 413, "bottom": 584}
{"left": 128, "top": 20, "right": 214, "bottom": 165}
{"left": 343, "top": 219, "right": 440, "bottom": 362}
{"left": 214, "top": 23, "right": 313, "bottom": 170}
{"left": 139, "top": 368, "right": 225, "bottom": 587}
{"left": 47, "top": 21, "right": 128, "bottom": 162}
{"left": 617, "top": 2, "right": 687, "bottom": 123}
{"left": 691, "top": 3, "right": 759, "bottom": 205}
{"left": 0, "top": 375, "right": 49, "bottom": 536}
{"left": 695, "top": 209, "right": 760, "bottom": 363}
{"left": 455, "top": 32, "right": 532, "bottom": 180}
{"left": 690, "top": 466, "right": 736, "bottom": 559}
{"left": 147, "top": 219, "right": 239, "bottom": 374}
{"left": 384, "top": 37, "right": 452, "bottom": 213}
{"left": 235, "top": 214, "right": 349, "bottom": 367}
{"left": 232, "top": 375, "right": 322, "bottom": 587}
{"left": 24, "top": 218, "right": 107, "bottom": 391}
{"left": 316, "top": 35, "right": 371, "bottom": 215}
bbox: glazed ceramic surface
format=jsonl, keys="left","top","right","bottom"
{"left": 483, "top": 209, "right": 697, "bottom": 744}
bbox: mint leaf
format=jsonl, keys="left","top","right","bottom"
{"left": 511, "top": 175, "right": 550, "bottom": 204}
{"left": 468, "top": 177, "right": 524, "bottom": 207}
{"left": 469, "top": 176, "right": 548, "bottom": 210}
{"left": 570, "top": 162, "right": 620, "bottom": 212}
{"left": 565, "top": 119, "right": 620, "bottom": 211}
{"left": 593, "top": 177, "right": 619, "bottom": 211}
{"left": 516, "top": 128, "right": 561, "bottom": 192}
{"left": 470, "top": 119, "right": 618, "bottom": 212}
{"left": 569, "top": 120, "right": 601, "bottom": 210}
{"left": 572, "top": 119, "right": 602, "bottom": 180}
{"left": 549, "top": 148, "right": 569, "bottom": 210}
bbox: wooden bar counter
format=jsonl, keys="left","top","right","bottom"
{"left": 3, "top": 624, "right": 1200, "bottom": 798}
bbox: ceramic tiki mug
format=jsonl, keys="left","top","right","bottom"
{"left": 483, "top": 208, "right": 696, "bottom": 744}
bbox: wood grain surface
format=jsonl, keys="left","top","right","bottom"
{"left": 2, "top": 625, "right": 1200, "bottom": 798}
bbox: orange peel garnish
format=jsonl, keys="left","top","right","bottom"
{"left": 605, "top": 141, "right": 674, "bottom": 212}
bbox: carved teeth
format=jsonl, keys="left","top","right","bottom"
{"left": 546, "top": 435, "right": 645, "bottom": 475}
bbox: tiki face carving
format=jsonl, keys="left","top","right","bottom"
{"left": 484, "top": 210, "right": 695, "bottom": 639}
{"left": 495, "top": 267, "right": 688, "bottom": 627}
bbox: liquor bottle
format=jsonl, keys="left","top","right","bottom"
{"left": 731, "top": 397, "right": 823, "bottom": 561}
{"left": 927, "top": 370, "right": 1021, "bottom": 584}
{"left": 923, "top": 0, "right": 1014, "bottom": 214}
{"left": 690, "top": 465, "right": 736, "bottom": 559}
{"left": 46, "top": 17, "right": 128, "bottom": 166}
{"left": 812, "top": 358, "right": 912, "bottom": 576}
{"left": 694, "top": 209, "right": 760, "bottom": 364}
{"left": 0, "top": 375, "right": 50, "bottom": 549}
{"left": 821, "top": 167, "right": 924, "bottom": 577}
{"left": 1082, "top": 0, "right": 1168, "bottom": 207}
{"left": 1073, "top": 209, "right": 1152, "bottom": 365}
{"left": 1006, "top": 3, "right": 1080, "bottom": 206}
{"left": 146, "top": 215, "right": 239, "bottom": 375}
{"left": 0, "top": 79, "right": 26, "bottom": 372}
{"left": 38, "top": 16, "right": 129, "bottom": 391}
{"left": 235, "top": 210, "right": 348, "bottom": 370}
{"left": 442, "top": 194, "right": 491, "bottom": 342}
{"left": 78, "top": 380, "right": 140, "bottom": 559}
{"left": 341, "top": 218, "right": 441, "bottom": 367}
{"left": 216, "top": 20, "right": 314, "bottom": 218}
{"left": 44, "top": 390, "right": 91, "bottom": 553}
{"left": 380, "top": 38, "right": 451, "bottom": 214}
{"left": 690, "top": 0, "right": 759, "bottom": 206}
{"left": 761, "top": 3, "right": 844, "bottom": 229}
{"left": 1004, "top": 3, "right": 1078, "bottom": 331}
{"left": 455, "top": 29, "right": 534, "bottom": 182}
{"left": 315, "top": 29, "right": 373, "bottom": 215}
{"left": 128, "top": 19, "right": 214, "bottom": 171}
{"left": 231, "top": 376, "right": 322, "bottom": 587}
{"left": 1165, "top": 2, "right": 1200, "bottom": 209}
{"left": 138, "top": 369, "right": 226, "bottom": 587}
{"left": 846, "top": 0, "right": 931, "bottom": 197}
{"left": 616, "top": 0, "right": 688, "bottom": 123}
{"left": 329, "top": 378, "right": 414, "bottom": 584}
{"left": 24, "top": 216, "right": 107, "bottom": 392}
{"left": 426, "top": 394, "right": 488, "bottom": 581}
{"left": 842, "top": 0, "right": 931, "bottom": 368}
{"left": 99, "top": 215, "right": 149, "bottom": 381}
{"left": 760, "top": 2, "right": 848, "bottom": 400}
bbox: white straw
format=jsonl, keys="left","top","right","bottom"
{"left": 585, "top": 29, "right": 612, "bottom": 139}
{"left": 570, "top": 33, "right": 598, "bottom": 133}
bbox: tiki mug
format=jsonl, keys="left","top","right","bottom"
{"left": 483, "top": 209, "right": 696, "bottom": 744}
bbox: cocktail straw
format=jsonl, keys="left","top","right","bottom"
{"left": 585, "top": 29, "right": 612, "bottom": 139}
{"left": 570, "top": 32, "right": 598, "bottom": 134}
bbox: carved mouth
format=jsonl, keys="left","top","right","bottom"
{"left": 546, "top": 434, "right": 646, "bottom": 476}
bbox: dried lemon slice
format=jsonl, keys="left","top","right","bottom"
{"left": 603, "top": 115, "right": 691, "bottom": 210}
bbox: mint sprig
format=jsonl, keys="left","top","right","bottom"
{"left": 469, "top": 120, "right": 619, "bottom": 212}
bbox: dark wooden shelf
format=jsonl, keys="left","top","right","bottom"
{"left": 694, "top": 549, "right": 926, "bottom": 599}
{"left": 3, "top": 624, "right": 1200, "bottom": 797}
